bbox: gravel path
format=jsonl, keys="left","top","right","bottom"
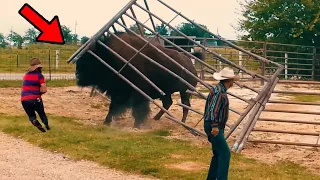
{"left": 0, "top": 132, "right": 155, "bottom": 180}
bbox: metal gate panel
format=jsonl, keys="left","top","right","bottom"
{"left": 67, "top": 0, "right": 284, "bottom": 152}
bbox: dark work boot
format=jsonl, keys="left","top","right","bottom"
{"left": 32, "top": 120, "right": 46, "bottom": 132}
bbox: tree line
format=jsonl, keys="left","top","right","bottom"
{"left": 0, "top": 25, "right": 88, "bottom": 49}
{"left": 2, "top": 0, "right": 319, "bottom": 50}
{"left": 0, "top": 21, "right": 212, "bottom": 49}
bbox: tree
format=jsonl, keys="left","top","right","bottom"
{"left": 71, "top": 34, "right": 79, "bottom": 44}
{"left": 155, "top": 23, "right": 169, "bottom": 36}
{"left": 236, "top": 0, "right": 320, "bottom": 46}
{"left": 7, "top": 30, "right": 25, "bottom": 49}
{"left": 81, "top": 36, "right": 90, "bottom": 44}
{"left": 170, "top": 22, "right": 212, "bottom": 38}
{"left": 0, "top": 33, "right": 8, "bottom": 48}
{"left": 61, "top": 25, "right": 74, "bottom": 44}
{"left": 24, "top": 27, "right": 39, "bottom": 44}
{"left": 128, "top": 24, "right": 152, "bottom": 35}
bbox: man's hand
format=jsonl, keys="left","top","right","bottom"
{"left": 211, "top": 127, "right": 219, "bottom": 136}
{"left": 40, "top": 83, "right": 47, "bottom": 94}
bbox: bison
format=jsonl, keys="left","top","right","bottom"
{"left": 75, "top": 32, "right": 203, "bottom": 128}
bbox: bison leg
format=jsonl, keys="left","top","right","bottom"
{"left": 153, "top": 95, "right": 173, "bottom": 120}
{"left": 180, "top": 91, "right": 191, "bottom": 123}
{"left": 131, "top": 95, "right": 150, "bottom": 128}
{"left": 104, "top": 95, "right": 128, "bottom": 125}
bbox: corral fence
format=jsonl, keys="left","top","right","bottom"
{"left": 161, "top": 37, "right": 320, "bottom": 83}
{"left": 0, "top": 38, "right": 319, "bottom": 82}
{"left": 246, "top": 80, "right": 320, "bottom": 150}
{"left": 0, "top": 44, "right": 79, "bottom": 80}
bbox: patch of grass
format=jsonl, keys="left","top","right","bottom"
{"left": 287, "top": 94, "right": 320, "bottom": 102}
{"left": 0, "top": 79, "right": 77, "bottom": 88}
{"left": 0, "top": 44, "right": 79, "bottom": 73}
{"left": 0, "top": 114, "right": 319, "bottom": 180}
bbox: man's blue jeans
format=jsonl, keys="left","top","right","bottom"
{"left": 204, "top": 121, "right": 231, "bottom": 180}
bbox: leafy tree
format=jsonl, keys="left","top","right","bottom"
{"left": 170, "top": 22, "right": 212, "bottom": 38}
{"left": 128, "top": 24, "right": 152, "bottom": 35}
{"left": 0, "top": 33, "right": 8, "bottom": 48}
{"left": 71, "top": 34, "right": 79, "bottom": 44}
{"left": 61, "top": 25, "right": 74, "bottom": 44}
{"left": 155, "top": 23, "right": 169, "bottom": 36}
{"left": 81, "top": 36, "right": 90, "bottom": 44}
{"left": 236, "top": 0, "right": 320, "bottom": 46}
{"left": 237, "top": 0, "right": 320, "bottom": 80}
{"left": 7, "top": 30, "right": 25, "bottom": 49}
{"left": 23, "top": 27, "right": 39, "bottom": 44}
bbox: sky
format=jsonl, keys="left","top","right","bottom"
{"left": 1, "top": 0, "right": 245, "bottom": 40}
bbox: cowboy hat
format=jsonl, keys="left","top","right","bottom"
{"left": 27, "top": 58, "right": 43, "bottom": 72}
{"left": 213, "top": 67, "right": 240, "bottom": 81}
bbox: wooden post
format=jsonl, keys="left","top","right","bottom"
{"left": 48, "top": 49, "right": 52, "bottom": 81}
{"left": 312, "top": 47, "right": 316, "bottom": 81}
{"left": 239, "top": 51, "right": 243, "bottom": 78}
{"left": 261, "top": 42, "right": 267, "bottom": 85}
{"left": 219, "top": 54, "right": 222, "bottom": 70}
{"left": 200, "top": 39, "right": 207, "bottom": 80}
{"left": 16, "top": 54, "right": 19, "bottom": 67}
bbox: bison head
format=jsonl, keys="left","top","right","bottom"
{"left": 75, "top": 38, "right": 113, "bottom": 92}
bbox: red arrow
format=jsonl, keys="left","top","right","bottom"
{"left": 18, "top": 3, "right": 65, "bottom": 44}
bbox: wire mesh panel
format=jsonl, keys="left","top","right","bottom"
{"left": 67, "top": 0, "right": 283, "bottom": 152}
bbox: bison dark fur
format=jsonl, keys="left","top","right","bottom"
{"left": 75, "top": 32, "right": 203, "bottom": 128}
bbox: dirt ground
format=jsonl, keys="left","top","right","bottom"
{"left": 0, "top": 80, "right": 320, "bottom": 175}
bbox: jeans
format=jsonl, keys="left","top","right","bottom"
{"left": 204, "top": 121, "right": 231, "bottom": 180}
{"left": 21, "top": 98, "right": 49, "bottom": 126}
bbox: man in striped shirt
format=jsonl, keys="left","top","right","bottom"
{"left": 21, "top": 58, "right": 49, "bottom": 132}
{"left": 203, "top": 67, "right": 239, "bottom": 180}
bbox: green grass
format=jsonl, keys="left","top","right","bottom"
{"left": 1, "top": 44, "right": 263, "bottom": 74}
{"left": 0, "top": 79, "right": 77, "bottom": 88}
{"left": 0, "top": 114, "right": 318, "bottom": 180}
{"left": 0, "top": 43, "right": 79, "bottom": 73}
{"left": 287, "top": 94, "right": 320, "bottom": 102}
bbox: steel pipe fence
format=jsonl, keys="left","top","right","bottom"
{"left": 65, "top": 0, "right": 284, "bottom": 152}
{"left": 242, "top": 80, "right": 320, "bottom": 150}
{"left": 165, "top": 39, "right": 318, "bottom": 82}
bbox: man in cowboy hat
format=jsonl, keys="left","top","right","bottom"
{"left": 203, "top": 67, "right": 239, "bottom": 180}
{"left": 21, "top": 58, "right": 50, "bottom": 132}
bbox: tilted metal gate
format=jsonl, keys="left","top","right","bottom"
{"left": 67, "top": 0, "right": 284, "bottom": 152}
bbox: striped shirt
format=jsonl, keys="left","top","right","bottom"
{"left": 203, "top": 82, "right": 229, "bottom": 129}
{"left": 21, "top": 71, "right": 45, "bottom": 101}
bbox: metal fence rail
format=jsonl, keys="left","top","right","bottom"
{"left": 244, "top": 81, "right": 320, "bottom": 150}
{"left": 66, "top": 0, "right": 283, "bottom": 152}
{"left": 164, "top": 38, "right": 319, "bottom": 82}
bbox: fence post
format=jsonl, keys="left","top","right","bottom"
{"left": 238, "top": 51, "right": 243, "bottom": 78}
{"left": 312, "top": 46, "right": 316, "bottom": 81}
{"left": 200, "top": 38, "right": 207, "bottom": 80}
{"left": 285, "top": 53, "right": 288, "bottom": 80}
{"left": 48, "top": 49, "right": 52, "bottom": 81}
{"left": 16, "top": 54, "right": 19, "bottom": 67}
{"left": 261, "top": 42, "right": 267, "bottom": 85}
{"left": 219, "top": 54, "right": 222, "bottom": 70}
{"left": 55, "top": 50, "right": 60, "bottom": 69}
